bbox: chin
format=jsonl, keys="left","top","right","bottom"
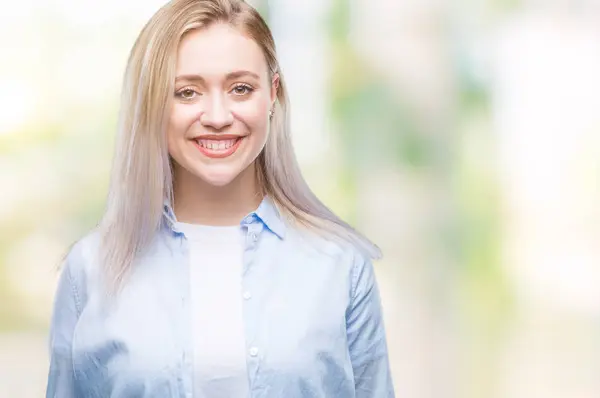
{"left": 202, "top": 177, "right": 236, "bottom": 187}
{"left": 195, "top": 169, "right": 241, "bottom": 187}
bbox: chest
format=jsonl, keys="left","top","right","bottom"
{"left": 70, "top": 245, "right": 353, "bottom": 394}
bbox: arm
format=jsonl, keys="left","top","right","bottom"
{"left": 46, "top": 251, "right": 81, "bottom": 398}
{"left": 346, "top": 256, "right": 395, "bottom": 397}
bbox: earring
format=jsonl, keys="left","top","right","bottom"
{"left": 269, "top": 109, "right": 274, "bottom": 120}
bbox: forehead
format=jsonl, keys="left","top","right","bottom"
{"left": 176, "top": 23, "right": 268, "bottom": 78}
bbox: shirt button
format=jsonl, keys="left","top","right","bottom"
{"left": 250, "top": 232, "right": 258, "bottom": 242}
{"left": 243, "top": 291, "right": 252, "bottom": 300}
{"left": 249, "top": 347, "right": 259, "bottom": 357}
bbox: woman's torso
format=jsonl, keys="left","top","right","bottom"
{"left": 64, "top": 202, "right": 361, "bottom": 398}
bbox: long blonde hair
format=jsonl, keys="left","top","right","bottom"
{"left": 100, "top": 0, "right": 381, "bottom": 292}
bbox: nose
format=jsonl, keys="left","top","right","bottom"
{"left": 199, "top": 93, "right": 233, "bottom": 130}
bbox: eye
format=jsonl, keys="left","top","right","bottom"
{"left": 231, "top": 83, "right": 254, "bottom": 96}
{"left": 175, "top": 88, "right": 199, "bottom": 100}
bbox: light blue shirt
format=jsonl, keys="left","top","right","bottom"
{"left": 46, "top": 197, "right": 395, "bottom": 397}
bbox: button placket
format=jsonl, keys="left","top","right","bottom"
{"left": 176, "top": 237, "right": 194, "bottom": 397}
{"left": 246, "top": 223, "right": 262, "bottom": 248}
{"left": 240, "top": 216, "right": 264, "bottom": 383}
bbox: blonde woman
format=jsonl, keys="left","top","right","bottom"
{"left": 46, "top": 0, "right": 394, "bottom": 397}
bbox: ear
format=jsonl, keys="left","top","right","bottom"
{"left": 270, "top": 73, "right": 280, "bottom": 107}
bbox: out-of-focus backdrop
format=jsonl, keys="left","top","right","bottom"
{"left": 1, "top": 0, "right": 600, "bottom": 397}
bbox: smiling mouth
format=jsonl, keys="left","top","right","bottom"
{"left": 192, "top": 136, "right": 244, "bottom": 158}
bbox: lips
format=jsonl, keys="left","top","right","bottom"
{"left": 196, "top": 138, "right": 237, "bottom": 150}
{"left": 191, "top": 135, "right": 244, "bottom": 158}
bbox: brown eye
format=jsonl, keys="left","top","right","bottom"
{"left": 176, "top": 88, "right": 198, "bottom": 100}
{"left": 232, "top": 84, "right": 254, "bottom": 96}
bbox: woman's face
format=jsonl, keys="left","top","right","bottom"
{"left": 168, "top": 23, "right": 278, "bottom": 187}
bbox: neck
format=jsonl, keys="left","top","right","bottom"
{"left": 172, "top": 162, "right": 264, "bottom": 226}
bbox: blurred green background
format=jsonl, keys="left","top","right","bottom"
{"left": 1, "top": 0, "right": 599, "bottom": 397}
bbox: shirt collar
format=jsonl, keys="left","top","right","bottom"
{"left": 162, "top": 195, "right": 286, "bottom": 239}
{"left": 248, "top": 196, "right": 286, "bottom": 239}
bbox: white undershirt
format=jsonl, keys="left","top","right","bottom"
{"left": 175, "top": 222, "right": 250, "bottom": 398}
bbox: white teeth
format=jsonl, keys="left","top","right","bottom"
{"left": 197, "top": 138, "right": 237, "bottom": 151}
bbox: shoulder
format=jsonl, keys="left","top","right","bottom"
{"left": 62, "top": 228, "right": 101, "bottom": 273}
{"left": 284, "top": 225, "right": 374, "bottom": 279}
{"left": 58, "top": 228, "right": 103, "bottom": 299}
{"left": 48, "top": 229, "right": 101, "bottom": 318}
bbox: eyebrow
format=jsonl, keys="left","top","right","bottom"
{"left": 175, "top": 70, "right": 261, "bottom": 83}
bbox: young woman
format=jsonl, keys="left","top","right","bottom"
{"left": 46, "top": 0, "right": 394, "bottom": 397}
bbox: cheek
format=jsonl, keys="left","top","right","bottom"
{"left": 167, "top": 105, "right": 188, "bottom": 158}
{"left": 167, "top": 107, "right": 193, "bottom": 157}
{"left": 234, "top": 100, "right": 269, "bottom": 136}
{"left": 169, "top": 105, "right": 197, "bottom": 137}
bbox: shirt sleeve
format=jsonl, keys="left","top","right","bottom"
{"left": 46, "top": 250, "right": 81, "bottom": 398}
{"left": 346, "top": 255, "right": 395, "bottom": 397}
